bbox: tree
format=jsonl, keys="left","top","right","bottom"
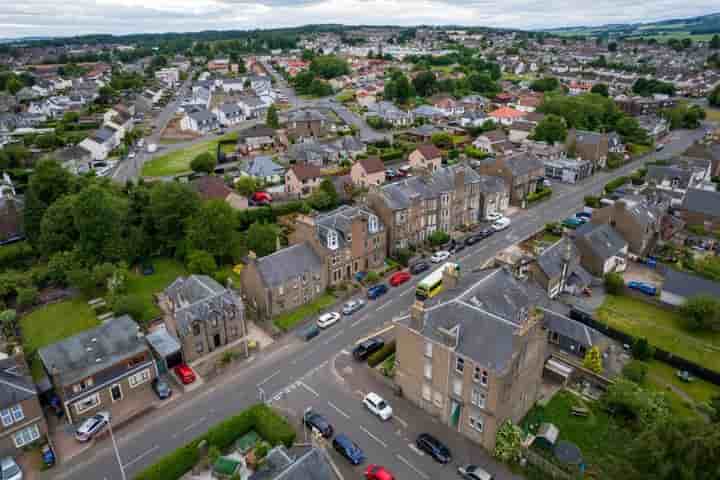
{"left": 190, "top": 152, "right": 217, "bottom": 174}
{"left": 711, "top": 34, "right": 720, "bottom": 50}
{"left": 266, "top": 104, "right": 279, "bottom": 129}
{"left": 633, "top": 78, "right": 675, "bottom": 97}
{"left": 412, "top": 71, "right": 437, "bottom": 97}
{"left": 318, "top": 178, "right": 339, "bottom": 207}
{"left": 186, "top": 250, "right": 218, "bottom": 275}
{"left": 604, "top": 272, "right": 625, "bottom": 295}
{"left": 23, "top": 159, "right": 74, "bottom": 245}
{"left": 431, "top": 132, "right": 452, "bottom": 149}
{"left": 6, "top": 76, "right": 22, "bottom": 95}
{"left": 113, "top": 295, "right": 146, "bottom": 323}
{"left": 591, "top": 83, "right": 609, "bottom": 97}
{"left": 384, "top": 72, "right": 414, "bottom": 104}
{"left": 632, "top": 337, "right": 656, "bottom": 361}
{"left": 681, "top": 295, "right": 720, "bottom": 331}
{"left": 428, "top": 231, "right": 450, "bottom": 246}
{"left": 246, "top": 222, "right": 277, "bottom": 257}
{"left": 235, "top": 176, "right": 258, "bottom": 197}
{"left": 73, "top": 185, "right": 128, "bottom": 263}
{"left": 309, "top": 55, "right": 349, "bottom": 79}
{"left": 493, "top": 420, "right": 523, "bottom": 463}
{"left": 622, "top": 360, "right": 648, "bottom": 384}
{"left": 0, "top": 309, "right": 17, "bottom": 340}
{"left": 533, "top": 114, "right": 567, "bottom": 143}
{"left": 583, "top": 346, "right": 603, "bottom": 373}
{"left": 39, "top": 194, "right": 78, "bottom": 255}
{"left": 186, "top": 200, "right": 238, "bottom": 261}
{"left": 468, "top": 72, "right": 499, "bottom": 96}
{"left": 530, "top": 76, "right": 559, "bottom": 92}
{"left": 710, "top": 84, "right": 720, "bottom": 108}
{"left": 149, "top": 182, "right": 200, "bottom": 254}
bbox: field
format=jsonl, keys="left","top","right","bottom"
{"left": 142, "top": 131, "right": 239, "bottom": 177}
{"left": 124, "top": 258, "right": 188, "bottom": 324}
{"left": 596, "top": 295, "right": 720, "bottom": 372}
{"left": 626, "top": 32, "right": 718, "bottom": 42}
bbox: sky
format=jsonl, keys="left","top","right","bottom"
{"left": 0, "top": 0, "right": 718, "bottom": 39}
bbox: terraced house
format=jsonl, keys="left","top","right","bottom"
{"left": 367, "top": 164, "right": 482, "bottom": 253}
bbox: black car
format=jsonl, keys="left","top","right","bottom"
{"left": 465, "top": 234, "right": 483, "bottom": 246}
{"left": 152, "top": 378, "right": 172, "bottom": 399}
{"left": 416, "top": 433, "right": 451, "bottom": 464}
{"left": 450, "top": 241, "right": 465, "bottom": 254}
{"left": 410, "top": 262, "right": 431, "bottom": 275}
{"left": 303, "top": 411, "right": 334, "bottom": 438}
{"left": 352, "top": 337, "right": 385, "bottom": 361}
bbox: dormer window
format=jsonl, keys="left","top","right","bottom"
{"left": 327, "top": 231, "right": 339, "bottom": 250}
{"left": 368, "top": 214, "right": 379, "bottom": 234}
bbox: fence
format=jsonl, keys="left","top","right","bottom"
{"left": 569, "top": 307, "right": 720, "bottom": 385}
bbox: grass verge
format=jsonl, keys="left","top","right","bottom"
{"left": 273, "top": 293, "right": 336, "bottom": 331}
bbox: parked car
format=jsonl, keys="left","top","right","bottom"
{"left": 152, "top": 378, "right": 172, "bottom": 399}
{"left": 251, "top": 191, "right": 273, "bottom": 203}
{"left": 317, "top": 312, "right": 341, "bottom": 328}
{"left": 389, "top": 270, "right": 411, "bottom": 287}
{"left": 342, "top": 299, "right": 365, "bottom": 315}
{"left": 333, "top": 434, "right": 365, "bottom": 465}
{"left": 367, "top": 284, "right": 388, "bottom": 300}
{"left": 576, "top": 211, "right": 592, "bottom": 220}
{"left": 410, "top": 262, "right": 430, "bottom": 275}
{"left": 655, "top": 144, "right": 665, "bottom": 152}
{"left": 363, "top": 392, "right": 393, "bottom": 421}
{"left": 431, "top": 250, "right": 451, "bottom": 263}
{"left": 416, "top": 433, "right": 451, "bottom": 464}
{"left": 352, "top": 338, "right": 385, "bottom": 361}
{"left": 303, "top": 411, "right": 334, "bottom": 438}
{"left": 174, "top": 364, "right": 196, "bottom": 385}
{"left": 298, "top": 324, "right": 320, "bottom": 341}
{"left": 465, "top": 234, "right": 483, "bottom": 246}
{"left": 75, "top": 411, "right": 111, "bottom": 442}
{"left": 492, "top": 217, "right": 511, "bottom": 231}
{"left": 627, "top": 281, "right": 657, "bottom": 296}
{"left": 485, "top": 212, "right": 502, "bottom": 222}
{"left": 449, "top": 241, "right": 465, "bottom": 254}
{"left": 543, "top": 179, "right": 552, "bottom": 188}
{"left": 366, "top": 464, "right": 395, "bottom": 480}
{"left": 562, "top": 217, "right": 584, "bottom": 229}
{"left": 385, "top": 168, "right": 397, "bottom": 178}
{"left": 0, "top": 457, "right": 22, "bottom": 480}
{"left": 458, "top": 464, "right": 493, "bottom": 480}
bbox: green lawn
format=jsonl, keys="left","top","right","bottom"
{"left": 646, "top": 360, "right": 720, "bottom": 405}
{"left": 142, "top": 132, "right": 239, "bottom": 177}
{"left": 705, "top": 108, "right": 720, "bottom": 123}
{"left": 522, "top": 390, "right": 635, "bottom": 478}
{"left": 596, "top": 295, "right": 720, "bottom": 372}
{"left": 273, "top": 293, "right": 337, "bottom": 331}
{"left": 125, "top": 258, "right": 188, "bottom": 324}
{"left": 628, "top": 143, "right": 652, "bottom": 156}
{"left": 21, "top": 299, "right": 101, "bottom": 380}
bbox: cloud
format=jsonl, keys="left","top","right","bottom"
{"left": 0, "top": 0, "right": 717, "bottom": 38}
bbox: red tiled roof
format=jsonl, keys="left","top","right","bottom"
{"left": 192, "top": 175, "right": 232, "bottom": 200}
{"left": 358, "top": 156, "right": 385, "bottom": 174}
{"left": 290, "top": 162, "right": 322, "bottom": 180}
{"left": 489, "top": 106, "right": 524, "bottom": 119}
{"left": 415, "top": 144, "right": 442, "bottom": 160}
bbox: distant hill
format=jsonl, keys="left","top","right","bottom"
{"left": 543, "top": 12, "right": 720, "bottom": 41}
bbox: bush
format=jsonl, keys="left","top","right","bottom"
{"left": 379, "top": 149, "right": 403, "bottom": 161}
{"left": 113, "top": 294, "right": 146, "bottom": 322}
{"left": 604, "top": 176, "right": 629, "bottom": 194}
{"left": 584, "top": 195, "right": 601, "bottom": 208}
{"left": 428, "top": 230, "right": 450, "bottom": 246}
{"left": 364, "top": 271, "right": 380, "bottom": 284}
{"left": 368, "top": 339, "right": 396, "bottom": 367}
{"left": 16, "top": 287, "right": 38, "bottom": 308}
{"left": 0, "top": 242, "right": 35, "bottom": 270}
{"left": 604, "top": 272, "right": 625, "bottom": 295}
{"left": 186, "top": 250, "right": 218, "bottom": 275}
{"left": 394, "top": 249, "right": 412, "bottom": 267}
{"left": 527, "top": 187, "right": 552, "bottom": 203}
{"left": 623, "top": 360, "right": 649, "bottom": 384}
{"left": 632, "top": 337, "right": 656, "bottom": 361}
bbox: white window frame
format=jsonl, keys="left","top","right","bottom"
{"left": 424, "top": 341, "right": 433, "bottom": 358}
{"left": 424, "top": 360, "right": 432, "bottom": 380}
{"left": 471, "top": 388, "right": 486, "bottom": 408}
{"left": 13, "top": 424, "right": 40, "bottom": 448}
{"left": 74, "top": 393, "right": 101, "bottom": 415}
{"left": 453, "top": 377, "right": 463, "bottom": 397}
{"left": 10, "top": 404, "right": 24, "bottom": 423}
{"left": 469, "top": 415, "right": 484, "bottom": 432}
{"left": 422, "top": 384, "right": 432, "bottom": 402}
{"left": 0, "top": 409, "right": 13, "bottom": 427}
{"left": 129, "top": 368, "right": 152, "bottom": 388}
{"left": 109, "top": 383, "right": 123, "bottom": 403}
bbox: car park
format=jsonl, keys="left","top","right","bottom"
{"left": 363, "top": 392, "right": 393, "bottom": 420}
{"left": 352, "top": 338, "right": 384, "bottom": 360}
{"left": 333, "top": 434, "right": 365, "bottom": 465}
{"left": 492, "top": 217, "right": 511, "bottom": 231}
{"left": 627, "top": 281, "right": 657, "bottom": 296}
{"left": 152, "top": 378, "right": 172, "bottom": 399}
{"left": 416, "top": 433, "right": 451, "bottom": 464}
{"left": 174, "top": 364, "right": 196, "bottom": 384}
{"left": 410, "top": 262, "right": 430, "bottom": 275}
{"left": 458, "top": 464, "right": 494, "bottom": 480}
{"left": 75, "top": 411, "right": 110, "bottom": 442}
{"left": 317, "top": 312, "right": 341, "bottom": 328}
{"left": 366, "top": 464, "right": 395, "bottom": 480}
{"left": 303, "top": 410, "right": 334, "bottom": 438}
{"left": 342, "top": 299, "right": 365, "bottom": 315}
{"left": 389, "top": 270, "right": 411, "bottom": 286}
{"left": 367, "top": 284, "right": 388, "bottom": 300}
{"left": 431, "top": 250, "right": 451, "bottom": 263}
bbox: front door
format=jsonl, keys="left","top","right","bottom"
{"left": 110, "top": 384, "right": 123, "bottom": 403}
{"left": 213, "top": 333, "right": 222, "bottom": 348}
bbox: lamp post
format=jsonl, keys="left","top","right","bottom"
{"left": 107, "top": 418, "right": 127, "bottom": 480}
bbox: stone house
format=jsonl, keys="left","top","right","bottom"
{"left": 529, "top": 237, "right": 592, "bottom": 298}
{"left": 591, "top": 198, "right": 664, "bottom": 256}
{"left": 573, "top": 222, "right": 628, "bottom": 276}
{"left": 476, "top": 175, "right": 510, "bottom": 219}
{"left": 350, "top": 157, "right": 385, "bottom": 188}
{"left": 160, "top": 276, "right": 246, "bottom": 364}
{"left": 476, "top": 152, "right": 545, "bottom": 207}
{"left": 285, "top": 163, "right": 323, "bottom": 197}
{"left": 472, "top": 129, "right": 508, "bottom": 154}
{"left": 566, "top": 129, "right": 608, "bottom": 171}
{"left": 408, "top": 144, "right": 443, "bottom": 173}
{"left": 678, "top": 188, "right": 720, "bottom": 232}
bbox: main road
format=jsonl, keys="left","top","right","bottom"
{"left": 42, "top": 127, "right": 704, "bottom": 480}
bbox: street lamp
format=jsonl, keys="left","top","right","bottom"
{"left": 107, "top": 418, "right": 127, "bottom": 480}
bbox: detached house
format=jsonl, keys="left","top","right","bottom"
{"left": 351, "top": 156, "right": 386, "bottom": 188}
{"left": 678, "top": 188, "right": 720, "bottom": 231}
{"left": 408, "top": 144, "right": 443, "bottom": 173}
{"left": 79, "top": 125, "right": 119, "bottom": 160}
{"left": 213, "top": 102, "right": 245, "bottom": 127}
{"left": 285, "top": 163, "right": 322, "bottom": 196}
{"left": 192, "top": 175, "right": 248, "bottom": 210}
{"left": 529, "top": 237, "right": 592, "bottom": 298}
{"left": 472, "top": 129, "right": 509, "bottom": 155}
{"left": 488, "top": 106, "right": 524, "bottom": 126}
{"left": 591, "top": 197, "right": 663, "bottom": 256}
{"left": 366, "top": 101, "right": 413, "bottom": 127}
{"left": 574, "top": 223, "right": 628, "bottom": 276}
{"left": 566, "top": 129, "right": 608, "bottom": 170}
{"left": 180, "top": 108, "right": 219, "bottom": 134}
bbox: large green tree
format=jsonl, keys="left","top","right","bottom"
{"left": 266, "top": 104, "right": 279, "bottom": 128}
{"left": 190, "top": 152, "right": 217, "bottom": 174}
{"left": 38, "top": 194, "right": 78, "bottom": 256}
{"left": 309, "top": 55, "right": 350, "bottom": 79}
{"left": 186, "top": 200, "right": 238, "bottom": 261}
{"left": 530, "top": 76, "right": 559, "bottom": 92}
{"left": 412, "top": 71, "right": 437, "bottom": 98}
{"left": 247, "top": 222, "right": 278, "bottom": 258}
{"left": 72, "top": 185, "right": 128, "bottom": 263}
{"left": 23, "top": 160, "right": 74, "bottom": 246}
{"left": 681, "top": 295, "right": 720, "bottom": 331}
{"left": 533, "top": 114, "right": 567, "bottom": 143}
{"left": 149, "top": 182, "right": 200, "bottom": 254}
{"left": 710, "top": 84, "right": 720, "bottom": 108}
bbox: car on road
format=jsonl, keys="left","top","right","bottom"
{"left": 303, "top": 410, "right": 334, "bottom": 438}
{"left": 385, "top": 168, "right": 397, "bottom": 178}
{"left": 485, "top": 212, "right": 502, "bottom": 222}
{"left": 431, "top": 250, "right": 451, "bottom": 263}
{"left": 410, "top": 262, "right": 430, "bottom": 275}
{"left": 656, "top": 144, "right": 665, "bottom": 152}
{"left": 543, "top": 179, "right": 552, "bottom": 188}
{"left": 389, "top": 270, "right": 411, "bottom": 287}
{"left": 75, "top": 411, "right": 110, "bottom": 442}
{"left": 333, "top": 434, "right": 365, "bottom": 465}
{"left": 627, "top": 281, "right": 657, "bottom": 296}
{"left": 298, "top": 324, "right": 320, "bottom": 341}
{"left": 342, "top": 299, "right": 365, "bottom": 315}
{"left": 317, "top": 312, "right": 341, "bottom": 328}
{"left": 416, "top": 433, "right": 451, "bottom": 464}
{"left": 363, "top": 392, "right": 393, "bottom": 420}
{"left": 366, "top": 464, "right": 395, "bottom": 480}
{"left": 352, "top": 338, "right": 385, "bottom": 361}
{"left": 0, "top": 457, "right": 22, "bottom": 480}
{"left": 492, "top": 217, "right": 511, "bottom": 231}
{"left": 465, "top": 234, "right": 483, "bottom": 246}
{"left": 174, "top": 364, "right": 196, "bottom": 385}
{"left": 562, "top": 216, "right": 585, "bottom": 229}
{"left": 576, "top": 211, "right": 592, "bottom": 220}
{"left": 458, "top": 464, "right": 494, "bottom": 480}
{"left": 449, "top": 241, "right": 465, "bottom": 254}
{"left": 152, "top": 378, "right": 172, "bottom": 400}
{"left": 367, "top": 284, "right": 388, "bottom": 300}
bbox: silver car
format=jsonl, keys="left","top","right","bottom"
{"left": 0, "top": 457, "right": 22, "bottom": 480}
{"left": 75, "top": 411, "right": 110, "bottom": 442}
{"left": 342, "top": 299, "right": 365, "bottom": 315}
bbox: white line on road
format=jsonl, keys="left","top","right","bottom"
{"left": 299, "top": 381, "right": 319, "bottom": 397}
{"left": 327, "top": 400, "right": 351, "bottom": 419}
{"left": 394, "top": 416, "right": 408, "bottom": 429}
{"left": 408, "top": 443, "right": 426, "bottom": 456}
{"left": 257, "top": 370, "right": 282, "bottom": 386}
{"left": 377, "top": 298, "right": 395, "bottom": 311}
{"left": 397, "top": 454, "right": 429, "bottom": 480}
{"left": 183, "top": 416, "right": 206, "bottom": 432}
{"left": 360, "top": 425, "right": 388, "bottom": 448}
{"left": 352, "top": 314, "right": 369, "bottom": 327}
{"left": 340, "top": 349, "right": 350, "bottom": 355}
{"left": 123, "top": 445, "right": 159, "bottom": 469}
{"left": 355, "top": 324, "right": 395, "bottom": 345}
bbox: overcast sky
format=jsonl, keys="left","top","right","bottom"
{"left": 1, "top": 1, "right": 718, "bottom": 39}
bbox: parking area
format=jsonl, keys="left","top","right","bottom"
{"left": 622, "top": 260, "right": 664, "bottom": 287}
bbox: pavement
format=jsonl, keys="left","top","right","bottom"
{"left": 39, "top": 126, "right": 707, "bottom": 480}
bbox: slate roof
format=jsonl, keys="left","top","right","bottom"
{"left": 250, "top": 446, "right": 335, "bottom": 480}
{"left": 38, "top": 315, "right": 149, "bottom": 386}
{"left": 575, "top": 222, "right": 627, "bottom": 260}
{"left": 537, "top": 237, "right": 579, "bottom": 280}
{"left": 218, "top": 102, "right": 243, "bottom": 115}
{"left": 379, "top": 164, "right": 481, "bottom": 210}
{"left": 502, "top": 152, "right": 545, "bottom": 177}
{"left": 476, "top": 174, "right": 508, "bottom": 194}
{"left": 681, "top": 188, "right": 720, "bottom": 218}
{"left": 662, "top": 268, "right": 720, "bottom": 299}
{"left": 541, "top": 309, "right": 604, "bottom": 348}
{"left": 237, "top": 124, "right": 276, "bottom": 140}
{"left": 0, "top": 357, "right": 38, "bottom": 408}
{"left": 187, "top": 108, "right": 217, "bottom": 124}
{"left": 315, "top": 205, "right": 384, "bottom": 249}
{"left": 357, "top": 156, "right": 385, "bottom": 174}
{"left": 573, "top": 129, "right": 605, "bottom": 145}
{"left": 415, "top": 144, "right": 442, "bottom": 160}
{"left": 288, "top": 109, "right": 326, "bottom": 123}
{"left": 91, "top": 126, "right": 116, "bottom": 144}
{"left": 646, "top": 165, "right": 693, "bottom": 189}
{"left": 255, "top": 243, "right": 323, "bottom": 288}
{"left": 244, "top": 155, "right": 284, "bottom": 178}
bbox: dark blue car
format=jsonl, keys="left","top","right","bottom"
{"left": 367, "top": 284, "right": 388, "bottom": 300}
{"left": 627, "top": 281, "right": 657, "bottom": 296}
{"left": 333, "top": 434, "right": 365, "bottom": 465}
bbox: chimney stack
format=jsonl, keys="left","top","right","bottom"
{"left": 437, "top": 325, "right": 460, "bottom": 349}
{"left": 410, "top": 300, "right": 426, "bottom": 332}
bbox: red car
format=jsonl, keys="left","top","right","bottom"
{"left": 174, "top": 364, "right": 196, "bottom": 385}
{"left": 251, "top": 191, "right": 272, "bottom": 203}
{"left": 366, "top": 465, "right": 394, "bottom": 480}
{"left": 389, "top": 270, "right": 411, "bottom": 287}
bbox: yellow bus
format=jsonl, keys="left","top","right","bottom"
{"left": 415, "top": 263, "right": 459, "bottom": 299}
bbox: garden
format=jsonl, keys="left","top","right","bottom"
{"left": 142, "top": 131, "right": 239, "bottom": 177}
{"left": 272, "top": 293, "right": 337, "bottom": 332}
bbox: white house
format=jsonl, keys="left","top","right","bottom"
{"left": 213, "top": 102, "right": 245, "bottom": 127}
{"left": 237, "top": 95, "right": 267, "bottom": 120}
{"left": 180, "top": 108, "right": 219, "bottom": 134}
{"left": 155, "top": 67, "right": 180, "bottom": 87}
{"left": 79, "top": 126, "right": 119, "bottom": 160}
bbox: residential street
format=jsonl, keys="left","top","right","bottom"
{"left": 40, "top": 126, "right": 704, "bottom": 480}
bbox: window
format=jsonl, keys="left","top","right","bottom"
{"left": 74, "top": 393, "right": 100, "bottom": 414}
{"left": 424, "top": 360, "right": 432, "bottom": 380}
{"left": 230, "top": 326, "right": 238, "bottom": 337}
{"left": 73, "top": 378, "right": 94, "bottom": 394}
{"left": 195, "top": 342, "right": 204, "bottom": 354}
{"left": 192, "top": 323, "right": 201, "bottom": 336}
{"left": 0, "top": 404, "right": 22, "bottom": 427}
{"left": 455, "top": 357, "right": 464, "bottom": 373}
{"left": 481, "top": 370, "right": 488, "bottom": 386}
{"left": 422, "top": 384, "right": 431, "bottom": 401}
{"left": 210, "top": 317, "right": 218, "bottom": 328}
{"left": 549, "top": 331, "right": 560, "bottom": 344}
{"left": 110, "top": 384, "right": 123, "bottom": 402}
{"left": 424, "top": 342, "right": 433, "bottom": 358}
{"left": 473, "top": 366, "right": 481, "bottom": 383}
{"left": 433, "top": 391, "right": 443, "bottom": 408}
{"left": 453, "top": 378, "right": 463, "bottom": 397}
{"left": 471, "top": 389, "right": 486, "bottom": 408}
{"left": 13, "top": 424, "right": 39, "bottom": 448}
{"left": 278, "top": 285, "right": 284, "bottom": 295}
{"left": 469, "top": 415, "right": 484, "bottom": 432}
{"left": 129, "top": 368, "right": 151, "bottom": 388}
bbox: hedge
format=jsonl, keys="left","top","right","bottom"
{"left": 380, "top": 150, "right": 403, "bottom": 161}
{"left": 134, "top": 404, "right": 295, "bottom": 480}
{"left": 368, "top": 339, "right": 396, "bottom": 367}
{"left": 604, "top": 176, "right": 629, "bottom": 194}
{"left": 527, "top": 187, "right": 552, "bottom": 203}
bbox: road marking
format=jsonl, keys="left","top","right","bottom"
{"left": 299, "top": 381, "right": 319, "bottom": 397}
{"left": 123, "top": 445, "right": 159, "bottom": 469}
{"left": 183, "top": 416, "right": 206, "bottom": 432}
{"left": 355, "top": 324, "right": 395, "bottom": 345}
{"left": 397, "top": 454, "right": 429, "bottom": 480}
{"left": 257, "top": 370, "right": 282, "bottom": 387}
{"left": 360, "top": 425, "right": 388, "bottom": 448}
{"left": 394, "top": 416, "right": 408, "bottom": 428}
{"left": 377, "top": 298, "right": 395, "bottom": 311}
{"left": 408, "top": 443, "right": 426, "bottom": 456}
{"left": 340, "top": 349, "right": 350, "bottom": 355}
{"left": 352, "top": 314, "right": 369, "bottom": 326}
{"left": 327, "top": 400, "right": 351, "bottom": 419}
